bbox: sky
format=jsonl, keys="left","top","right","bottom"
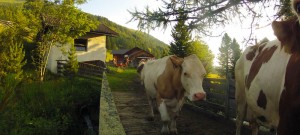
{"left": 77, "top": 0, "right": 277, "bottom": 66}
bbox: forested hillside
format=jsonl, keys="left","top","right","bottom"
{"left": 95, "top": 16, "right": 170, "bottom": 58}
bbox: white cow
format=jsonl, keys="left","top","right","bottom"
{"left": 137, "top": 54, "right": 206, "bottom": 134}
{"left": 235, "top": 1, "right": 300, "bottom": 134}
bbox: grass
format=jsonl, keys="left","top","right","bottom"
{"left": 106, "top": 66, "right": 140, "bottom": 91}
{"left": 0, "top": 76, "right": 101, "bottom": 135}
{"left": 206, "top": 73, "right": 224, "bottom": 79}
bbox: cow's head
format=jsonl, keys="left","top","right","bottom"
{"left": 170, "top": 54, "right": 207, "bottom": 101}
{"left": 272, "top": 16, "right": 300, "bottom": 53}
{"left": 292, "top": 0, "right": 300, "bottom": 20}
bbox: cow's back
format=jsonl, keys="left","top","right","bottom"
{"left": 235, "top": 40, "right": 291, "bottom": 128}
{"left": 141, "top": 56, "right": 170, "bottom": 98}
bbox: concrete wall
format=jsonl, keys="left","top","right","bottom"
{"left": 99, "top": 72, "right": 126, "bottom": 135}
{"left": 47, "top": 36, "right": 107, "bottom": 73}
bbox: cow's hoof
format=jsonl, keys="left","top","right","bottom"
{"left": 146, "top": 116, "right": 154, "bottom": 121}
{"left": 160, "top": 130, "right": 170, "bottom": 135}
{"left": 161, "top": 127, "right": 170, "bottom": 135}
{"left": 170, "top": 129, "right": 178, "bottom": 135}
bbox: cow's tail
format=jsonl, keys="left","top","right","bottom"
{"left": 137, "top": 61, "right": 146, "bottom": 85}
{"left": 137, "top": 63, "right": 144, "bottom": 74}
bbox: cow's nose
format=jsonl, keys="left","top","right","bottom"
{"left": 193, "top": 93, "right": 206, "bottom": 101}
{"left": 296, "top": 2, "right": 300, "bottom": 13}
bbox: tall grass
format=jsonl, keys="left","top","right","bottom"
{"left": 0, "top": 77, "right": 100, "bottom": 135}
{"left": 107, "top": 67, "right": 140, "bottom": 91}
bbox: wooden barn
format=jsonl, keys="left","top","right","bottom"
{"left": 111, "top": 47, "right": 154, "bottom": 67}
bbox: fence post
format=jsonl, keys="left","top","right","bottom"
{"left": 225, "top": 73, "right": 231, "bottom": 119}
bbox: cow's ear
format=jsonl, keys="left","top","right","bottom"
{"left": 170, "top": 55, "right": 184, "bottom": 66}
{"left": 272, "top": 20, "right": 289, "bottom": 43}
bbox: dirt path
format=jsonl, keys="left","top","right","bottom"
{"left": 112, "top": 83, "right": 274, "bottom": 135}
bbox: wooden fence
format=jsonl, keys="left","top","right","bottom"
{"left": 57, "top": 60, "right": 106, "bottom": 80}
{"left": 191, "top": 77, "right": 236, "bottom": 119}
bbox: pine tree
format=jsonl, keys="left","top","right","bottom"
{"left": 229, "top": 39, "right": 241, "bottom": 78}
{"left": 169, "top": 9, "right": 192, "bottom": 58}
{"left": 218, "top": 34, "right": 242, "bottom": 78}
{"left": 218, "top": 33, "right": 232, "bottom": 77}
{"left": 64, "top": 44, "right": 79, "bottom": 77}
{"left": 0, "top": 33, "right": 26, "bottom": 112}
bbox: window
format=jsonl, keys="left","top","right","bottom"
{"left": 74, "top": 39, "right": 88, "bottom": 51}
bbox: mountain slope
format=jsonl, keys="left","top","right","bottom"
{"left": 95, "top": 16, "right": 169, "bottom": 58}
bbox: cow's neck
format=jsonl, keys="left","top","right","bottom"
{"left": 157, "top": 59, "right": 184, "bottom": 100}
{"left": 171, "top": 66, "right": 185, "bottom": 100}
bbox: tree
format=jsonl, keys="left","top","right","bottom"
{"left": 23, "top": 0, "right": 98, "bottom": 81}
{"left": 188, "top": 40, "right": 214, "bottom": 73}
{"left": 0, "top": 30, "right": 26, "bottom": 112}
{"left": 229, "top": 39, "right": 241, "bottom": 78}
{"left": 169, "top": 9, "right": 192, "bottom": 57}
{"left": 218, "top": 33, "right": 241, "bottom": 77}
{"left": 129, "top": 0, "right": 293, "bottom": 38}
{"left": 106, "top": 50, "right": 114, "bottom": 63}
{"left": 64, "top": 44, "right": 79, "bottom": 77}
{"left": 0, "top": 3, "right": 30, "bottom": 42}
{"left": 218, "top": 33, "right": 232, "bottom": 76}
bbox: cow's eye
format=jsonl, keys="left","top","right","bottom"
{"left": 184, "top": 72, "right": 188, "bottom": 76}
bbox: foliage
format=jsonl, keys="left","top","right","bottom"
{"left": 21, "top": 0, "right": 98, "bottom": 81}
{"left": 218, "top": 33, "right": 231, "bottom": 76}
{"left": 188, "top": 40, "right": 214, "bottom": 73}
{"left": 0, "top": 38, "right": 26, "bottom": 80}
{"left": 229, "top": 39, "right": 241, "bottom": 78}
{"left": 0, "top": 74, "right": 22, "bottom": 112}
{"left": 218, "top": 33, "right": 241, "bottom": 77}
{"left": 64, "top": 44, "right": 79, "bottom": 76}
{"left": 0, "top": 77, "right": 100, "bottom": 135}
{"left": 128, "top": 0, "right": 294, "bottom": 36}
{"left": 105, "top": 50, "right": 113, "bottom": 62}
{"left": 0, "top": 3, "right": 31, "bottom": 42}
{"left": 169, "top": 9, "right": 192, "bottom": 57}
{"left": 96, "top": 16, "right": 169, "bottom": 58}
{"left": 0, "top": 26, "right": 26, "bottom": 112}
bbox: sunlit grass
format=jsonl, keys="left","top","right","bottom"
{"left": 206, "top": 73, "right": 224, "bottom": 79}
{"left": 107, "top": 67, "right": 139, "bottom": 91}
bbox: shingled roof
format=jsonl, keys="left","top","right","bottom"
{"left": 88, "top": 24, "right": 118, "bottom": 37}
{"left": 111, "top": 49, "right": 131, "bottom": 55}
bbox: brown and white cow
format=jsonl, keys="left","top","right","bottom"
{"left": 235, "top": 1, "right": 300, "bottom": 135}
{"left": 137, "top": 54, "right": 206, "bottom": 134}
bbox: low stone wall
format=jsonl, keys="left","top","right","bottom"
{"left": 99, "top": 72, "right": 126, "bottom": 135}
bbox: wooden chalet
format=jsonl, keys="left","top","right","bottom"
{"left": 111, "top": 47, "right": 154, "bottom": 67}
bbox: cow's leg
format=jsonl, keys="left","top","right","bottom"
{"left": 250, "top": 120, "right": 259, "bottom": 135}
{"left": 157, "top": 99, "right": 170, "bottom": 134}
{"left": 169, "top": 111, "right": 179, "bottom": 135}
{"left": 235, "top": 101, "right": 247, "bottom": 135}
{"left": 235, "top": 79, "right": 247, "bottom": 135}
{"left": 151, "top": 97, "right": 159, "bottom": 114}
{"left": 169, "top": 98, "right": 184, "bottom": 134}
{"left": 146, "top": 95, "right": 155, "bottom": 121}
